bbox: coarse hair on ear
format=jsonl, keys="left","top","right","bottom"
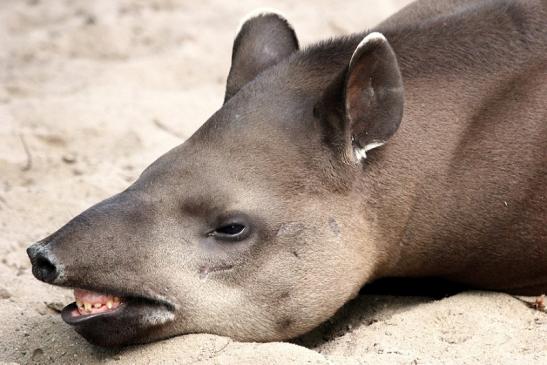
{"left": 224, "top": 9, "right": 299, "bottom": 103}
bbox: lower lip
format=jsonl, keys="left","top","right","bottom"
{"left": 61, "top": 302, "right": 125, "bottom": 324}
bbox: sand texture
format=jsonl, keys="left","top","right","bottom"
{"left": 1, "top": 0, "right": 545, "bottom": 364}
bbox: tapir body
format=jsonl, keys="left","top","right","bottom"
{"left": 28, "top": 0, "right": 546, "bottom": 346}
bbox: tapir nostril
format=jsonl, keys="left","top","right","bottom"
{"left": 28, "top": 245, "right": 60, "bottom": 283}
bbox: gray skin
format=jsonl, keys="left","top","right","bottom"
{"left": 27, "top": 0, "right": 546, "bottom": 347}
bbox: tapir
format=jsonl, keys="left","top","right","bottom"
{"left": 27, "top": 0, "right": 546, "bottom": 347}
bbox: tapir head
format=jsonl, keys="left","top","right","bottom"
{"left": 27, "top": 12, "right": 404, "bottom": 346}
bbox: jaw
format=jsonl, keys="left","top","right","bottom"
{"left": 59, "top": 287, "right": 176, "bottom": 347}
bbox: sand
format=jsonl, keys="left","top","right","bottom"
{"left": 0, "top": 0, "right": 545, "bottom": 364}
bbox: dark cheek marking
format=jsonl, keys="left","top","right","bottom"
{"left": 279, "top": 291, "right": 290, "bottom": 300}
{"left": 328, "top": 217, "right": 341, "bottom": 237}
{"left": 291, "top": 250, "right": 299, "bottom": 258}
{"left": 275, "top": 291, "right": 291, "bottom": 309}
{"left": 277, "top": 318, "right": 293, "bottom": 332}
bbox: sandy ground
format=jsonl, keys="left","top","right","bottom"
{"left": 0, "top": 0, "right": 545, "bottom": 364}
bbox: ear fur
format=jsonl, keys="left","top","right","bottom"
{"left": 344, "top": 32, "right": 404, "bottom": 161}
{"left": 224, "top": 10, "right": 299, "bottom": 103}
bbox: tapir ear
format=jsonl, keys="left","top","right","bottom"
{"left": 224, "top": 10, "right": 299, "bottom": 103}
{"left": 341, "top": 32, "right": 404, "bottom": 161}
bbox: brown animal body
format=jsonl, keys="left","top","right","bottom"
{"left": 27, "top": 0, "right": 546, "bottom": 346}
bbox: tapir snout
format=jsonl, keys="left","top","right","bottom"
{"left": 27, "top": 242, "right": 60, "bottom": 284}
{"left": 28, "top": 191, "right": 181, "bottom": 346}
{"left": 27, "top": 191, "right": 147, "bottom": 287}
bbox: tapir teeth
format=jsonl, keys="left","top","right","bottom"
{"left": 73, "top": 288, "right": 123, "bottom": 316}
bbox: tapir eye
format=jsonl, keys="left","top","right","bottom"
{"left": 209, "top": 222, "right": 250, "bottom": 241}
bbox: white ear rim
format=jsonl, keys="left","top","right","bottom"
{"left": 348, "top": 32, "right": 388, "bottom": 162}
{"left": 236, "top": 8, "right": 294, "bottom": 36}
{"left": 349, "top": 32, "right": 387, "bottom": 69}
{"left": 354, "top": 141, "right": 386, "bottom": 161}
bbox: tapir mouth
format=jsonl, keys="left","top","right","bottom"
{"left": 27, "top": 242, "right": 177, "bottom": 346}
{"left": 59, "top": 286, "right": 176, "bottom": 346}
{"left": 61, "top": 289, "right": 124, "bottom": 323}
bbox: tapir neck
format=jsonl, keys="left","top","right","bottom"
{"left": 349, "top": 1, "right": 547, "bottom": 290}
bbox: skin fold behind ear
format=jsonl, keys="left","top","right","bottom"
{"left": 344, "top": 32, "right": 404, "bottom": 160}
{"left": 224, "top": 11, "right": 299, "bottom": 103}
